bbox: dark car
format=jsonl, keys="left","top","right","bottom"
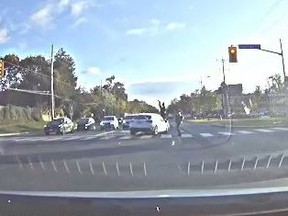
{"left": 44, "top": 117, "right": 75, "bottom": 135}
{"left": 77, "top": 117, "right": 96, "bottom": 131}
{"left": 122, "top": 114, "right": 137, "bottom": 130}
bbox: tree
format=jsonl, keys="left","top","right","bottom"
{"left": 268, "top": 74, "right": 283, "bottom": 93}
{"left": 54, "top": 48, "right": 78, "bottom": 100}
{"left": 19, "top": 55, "right": 50, "bottom": 92}
{"left": 0, "top": 54, "right": 22, "bottom": 90}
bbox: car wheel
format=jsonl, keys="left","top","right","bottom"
{"left": 153, "top": 126, "right": 159, "bottom": 135}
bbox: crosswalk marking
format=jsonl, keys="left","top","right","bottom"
{"left": 65, "top": 136, "right": 83, "bottom": 141}
{"left": 254, "top": 129, "right": 274, "bottom": 133}
{"left": 81, "top": 136, "right": 98, "bottom": 140}
{"left": 271, "top": 127, "right": 288, "bottom": 131}
{"left": 140, "top": 135, "right": 153, "bottom": 139}
{"left": 200, "top": 133, "right": 214, "bottom": 137}
{"left": 237, "top": 130, "right": 254, "bottom": 134}
{"left": 119, "top": 135, "right": 131, "bottom": 140}
{"left": 181, "top": 134, "right": 193, "bottom": 138}
{"left": 218, "top": 132, "right": 234, "bottom": 136}
{"left": 161, "top": 134, "right": 173, "bottom": 138}
{"left": 3, "top": 127, "right": 287, "bottom": 143}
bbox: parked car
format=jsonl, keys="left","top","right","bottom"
{"left": 44, "top": 117, "right": 74, "bottom": 135}
{"left": 129, "top": 113, "right": 170, "bottom": 135}
{"left": 100, "top": 115, "right": 119, "bottom": 130}
{"left": 122, "top": 114, "right": 138, "bottom": 130}
{"left": 77, "top": 117, "right": 96, "bottom": 131}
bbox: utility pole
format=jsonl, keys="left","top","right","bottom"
{"left": 222, "top": 58, "right": 226, "bottom": 83}
{"left": 221, "top": 58, "right": 230, "bottom": 117}
{"left": 50, "top": 44, "right": 55, "bottom": 120}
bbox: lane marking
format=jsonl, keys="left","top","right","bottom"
{"left": 271, "top": 127, "right": 288, "bottom": 131}
{"left": 237, "top": 130, "right": 254, "bottom": 134}
{"left": 200, "top": 133, "right": 214, "bottom": 137}
{"left": 119, "top": 135, "right": 132, "bottom": 140}
{"left": 218, "top": 132, "right": 234, "bottom": 136}
{"left": 140, "top": 135, "right": 153, "bottom": 139}
{"left": 254, "top": 129, "right": 274, "bottom": 133}
{"left": 180, "top": 134, "right": 193, "bottom": 138}
{"left": 160, "top": 134, "right": 172, "bottom": 138}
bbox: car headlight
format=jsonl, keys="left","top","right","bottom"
{"left": 44, "top": 125, "right": 47, "bottom": 128}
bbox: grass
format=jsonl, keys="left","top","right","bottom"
{"left": 0, "top": 121, "right": 46, "bottom": 134}
{"left": 189, "top": 118, "right": 288, "bottom": 128}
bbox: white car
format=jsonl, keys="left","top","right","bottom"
{"left": 100, "top": 115, "right": 119, "bottom": 130}
{"left": 129, "top": 113, "right": 170, "bottom": 135}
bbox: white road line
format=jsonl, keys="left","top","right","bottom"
{"left": 99, "top": 136, "right": 113, "bottom": 140}
{"left": 254, "top": 129, "right": 274, "bottom": 133}
{"left": 237, "top": 130, "right": 254, "bottom": 134}
{"left": 271, "top": 127, "right": 288, "bottom": 131}
{"left": 45, "top": 137, "right": 64, "bottom": 141}
{"left": 200, "top": 133, "right": 214, "bottom": 137}
{"left": 80, "top": 136, "right": 97, "bottom": 141}
{"left": 119, "top": 136, "right": 132, "bottom": 140}
{"left": 140, "top": 135, "right": 153, "bottom": 139}
{"left": 64, "top": 136, "right": 83, "bottom": 141}
{"left": 180, "top": 134, "right": 193, "bottom": 138}
{"left": 218, "top": 132, "right": 234, "bottom": 136}
{"left": 160, "top": 134, "right": 172, "bottom": 138}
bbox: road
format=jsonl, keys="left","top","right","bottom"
{"left": 0, "top": 120, "right": 288, "bottom": 192}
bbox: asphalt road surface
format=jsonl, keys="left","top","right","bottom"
{"left": 0, "top": 120, "right": 288, "bottom": 192}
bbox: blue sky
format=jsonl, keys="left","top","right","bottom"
{"left": 1, "top": 0, "right": 288, "bottom": 106}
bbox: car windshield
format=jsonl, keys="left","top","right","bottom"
{"left": 79, "top": 118, "right": 89, "bottom": 124}
{"left": 2, "top": 0, "right": 288, "bottom": 206}
{"left": 133, "top": 115, "right": 152, "bottom": 120}
{"left": 124, "top": 115, "right": 135, "bottom": 120}
{"left": 51, "top": 118, "right": 64, "bottom": 124}
{"left": 103, "top": 117, "right": 114, "bottom": 121}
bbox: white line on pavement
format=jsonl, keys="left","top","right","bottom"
{"left": 140, "top": 135, "right": 153, "bottom": 139}
{"left": 180, "top": 134, "right": 193, "bottom": 138}
{"left": 200, "top": 133, "right": 214, "bottom": 137}
{"left": 218, "top": 132, "right": 234, "bottom": 136}
{"left": 119, "top": 136, "right": 132, "bottom": 140}
{"left": 160, "top": 134, "right": 173, "bottom": 138}
{"left": 237, "top": 130, "right": 254, "bottom": 134}
{"left": 271, "top": 127, "right": 288, "bottom": 131}
{"left": 254, "top": 129, "right": 275, "bottom": 133}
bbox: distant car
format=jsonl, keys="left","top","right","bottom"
{"left": 77, "top": 117, "right": 96, "bottom": 131}
{"left": 44, "top": 117, "right": 74, "bottom": 135}
{"left": 122, "top": 114, "right": 138, "bottom": 130}
{"left": 100, "top": 115, "right": 119, "bottom": 130}
{"left": 129, "top": 113, "right": 170, "bottom": 135}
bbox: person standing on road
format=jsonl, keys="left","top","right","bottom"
{"left": 175, "top": 111, "right": 183, "bottom": 136}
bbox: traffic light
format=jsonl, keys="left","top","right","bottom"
{"left": 0, "top": 61, "right": 5, "bottom": 78}
{"left": 228, "top": 46, "right": 237, "bottom": 63}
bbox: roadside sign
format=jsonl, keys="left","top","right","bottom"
{"left": 238, "top": 44, "right": 261, "bottom": 49}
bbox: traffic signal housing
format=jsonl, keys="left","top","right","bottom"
{"left": 0, "top": 61, "right": 5, "bottom": 78}
{"left": 228, "top": 46, "right": 238, "bottom": 63}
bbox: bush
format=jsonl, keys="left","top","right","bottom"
{"left": 0, "top": 105, "right": 42, "bottom": 122}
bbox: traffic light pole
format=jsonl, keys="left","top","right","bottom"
{"left": 259, "top": 39, "right": 287, "bottom": 116}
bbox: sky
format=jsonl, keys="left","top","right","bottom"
{"left": 1, "top": 0, "right": 288, "bottom": 107}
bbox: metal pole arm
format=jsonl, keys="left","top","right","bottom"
{"left": 260, "top": 48, "right": 282, "bottom": 56}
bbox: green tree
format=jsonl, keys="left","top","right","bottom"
{"left": 54, "top": 48, "right": 78, "bottom": 100}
